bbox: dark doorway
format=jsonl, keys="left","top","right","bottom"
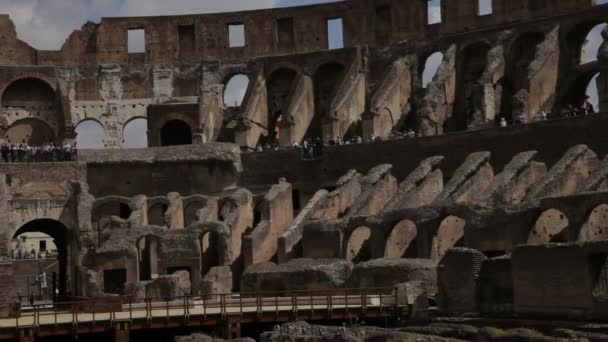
{"left": 161, "top": 120, "right": 192, "bottom": 146}
{"left": 103, "top": 269, "right": 127, "bottom": 295}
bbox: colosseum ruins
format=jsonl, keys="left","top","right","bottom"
{"left": 0, "top": 0, "right": 607, "bottom": 341}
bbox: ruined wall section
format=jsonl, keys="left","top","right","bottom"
{"left": 0, "top": 0, "right": 599, "bottom": 66}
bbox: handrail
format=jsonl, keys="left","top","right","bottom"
{"left": 6, "top": 287, "right": 401, "bottom": 330}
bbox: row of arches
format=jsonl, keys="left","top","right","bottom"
{"left": 344, "top": 215, "right": 465, "bottom": 263}
{"left": 343, "top": 203, "right": 608, "bottom": 264}
{"left": 419, "top": 20, "right": 608, "bottom": 131}
{"left": 74, "top": 117, "right": 148, "bottom": 149}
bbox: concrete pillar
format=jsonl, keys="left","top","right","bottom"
{"left": 18, "top": 329, "right": 35, "bottom": 342}
{"left": 224, "top": 319, "right": 241, "bottom": 339}
{"left": 114, "top": 322, "right": 130, "bottom": 342}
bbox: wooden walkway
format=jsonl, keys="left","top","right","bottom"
{"left": 0, "top": 288, "right": 407, "bottom": 341}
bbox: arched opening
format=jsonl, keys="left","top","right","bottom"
{"left": 147, "top": 202, "right": 168, "bottom": 227}
{"left": 75, "top": 119, "right": 104, "bottom": 149}
{"left": 529, "top": 209, "right": 569, "bottom": 244}
{"left": 137, "top": 235, "right": 159, "bottom": 281}
{"left": 92, "top": 201, "right": 132, "bottom": 245}
{"left": 184, "top": 201, "right": 205, "bottom": 227}
{"left": 566, "top": 21, "right": 608, "bottom": 69}
{"left": 385, "top": 219, "right": 418, "bottom": 258}
{"left": 582, "top": 23, "right": 607, "bottom": 65}
{"left": 1, "top": 78, "right": 57, "bottom": 126}
{"left": 5, "top": 118, "right": 55, "bottom": 145}
{"left": 579, "top": 204, "right": 608, "bottom": 241}
{"left": 12, "top": 219, "right": 69, "bottom": 303}
{"left": 501, "top": 32, "right": 545, "bottom": 120}
{"left": 224, "top": 74, "right": 249, "bottom": 107}
{"left": 311, "top": 63, "right": 346, "bottom": 141}
{"left": 561, "top": 70, "right": 601, "bottom": 116}
{"left": 432, "top": 216, "right": 465, "bottom": 262}
{"left": 200, "top": 232, "right": 218, "bottom": 277}
{"left": 266, "top": 68, "right": 297, "bottom": 145}
{"left": 422, "top": 52, "right": 444, "bottom": 88}
{"left": 450, "top": 42, "right": 491, "bottom": 132}
{"left": 122, "top": 118, "right": 148, "bottom": 149}
{"left": 161, "top": 120, "right": 192, "bottom": 146}
{"left": 346, "top": 226, "right": 371, "bottom": 262}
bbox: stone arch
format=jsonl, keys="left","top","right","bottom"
{"left": 161, "top": 119, "right": 192, "bottom": 146}
{"left": 582, "top": 23, "right": 607, "bottom": 65}
{"left": 147, "top": 201, "right": 168, "bottom": 227}
{"left": 529, "top": 209, "right": 569, "bottom": 244}
{"left": 385, "top": 219, "right": 418, "bottom": 258}
{"left": 579, "top": 204, "right": 608, "bottom": 241}
{"left": 266, "top": 68, "right": 298, "bottom": 145}
{"left": 75, "top": 119, "right": 105, "bottom": 149}
{"left": 92, "top": 198, "right": 133, "bottom": 235}
{"left": 422, "top": 51, "right": 444, "bottom": 88}
{"left": 184, "top": 199, "right": 206, "bottom": 227}
{"left": 1, "top": 77, "right": 61, "bottom": 140}
{"left": 5, "top": 118, "right": 55, "bottom": 145}
{"left": 122, "top": 117, "right": 148, "bottom": 149}
{"left": 450, "top": 41, "right": 492, "bottom": 132}
{"left": 223, "top": 74, "right": 250, "bottom": 108}
{"left": 501, "top": 31, "right": 546, "bottom": 120}
{"left": 311, "top": 62, "right": 346, "bottom": 141}
{"left": 432, "top": 216, "right": 465, "bottom": 261}
{"left": 565, "top": 21, "right": 608, "bottom": 68}
{"left": 345, "top": 226, "right": 372, "bottom": 262}
{"left": 1, "top": 77, "right": 56, "bottom": 107}
{"left": 12, "top": 219, "right": 70, "bottom": 298}
{"left": 558, "top": 67, "right": 603, "bottom": 115}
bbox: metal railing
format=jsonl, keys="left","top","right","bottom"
{"left": 4, "top": 288, "right": 401, "bottom": 330}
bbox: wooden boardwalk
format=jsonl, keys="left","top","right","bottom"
{"left": 0, "top": 288, "right": 407, "bottom": 341}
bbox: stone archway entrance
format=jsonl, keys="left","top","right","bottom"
{"left": 11, "top": 219, "right": 69, "bottom": 303}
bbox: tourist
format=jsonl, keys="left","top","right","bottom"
{"left": 515, "top": 112, "right": 526, "bottom": 124}
{"left": 10, "top": 144, "right": 16, "bottom": 162}
{"left": 582, "top": 97, "right": 595, "bottom": 115}
{"left": 499, "top": 117, "right": 507, "bottom": 127}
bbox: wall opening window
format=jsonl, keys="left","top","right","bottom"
{"left": 478, "top": 0, "right": 493, "bottom": 15}
{"left": 277, "top": 17, "right": 295, "bottom": 45}
{"left": 224, "top": 74, "right": 250, "bottom": 107}
{"left": 127, "top": 28, "right": 146, "bottom": 53}
{"left": 428, "top": 0, "right": 442, "bottom": 25}
{"left": 228, "top": 23, "right": 246, "bottom": 48}
{"left": 422, "top": 52, "right": 444, "bottom": 88}
{"left": 178, "top": 25, "right": 195, "bottom": 52}
{"left": 327, "top": 18, "right": 344, "bottom": 50}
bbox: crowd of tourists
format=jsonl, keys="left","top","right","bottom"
{"left": 11, "top": 238, "right": 52, "bottom": 260}
{"left": 0, "top": 142, "right": 77, "bottom": 163}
